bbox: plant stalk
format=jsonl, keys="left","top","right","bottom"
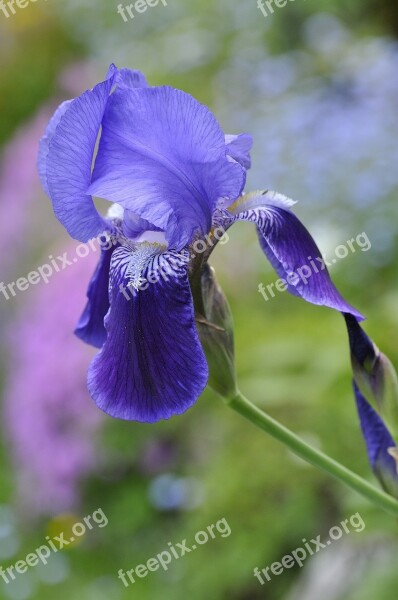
{"left": 226, "top": 390, "right": 398, "bottom": 518}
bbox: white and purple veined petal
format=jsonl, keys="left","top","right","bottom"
{"left": 224, "top": 191, "right": 364, "bottom": 320}
{"left": 74, "top": 203, "right": 163, "bottom": 350}
{"left": 87, "top": 246, "right": 209, "bottom": 422}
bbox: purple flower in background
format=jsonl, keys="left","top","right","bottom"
{"left": 0, "top": 111, "right": 50, "bottom": 277}
{"left": 38, "top": 64, "right": 362, "bottom": 423}
{"left": 4, "top": 243, "right": 102, "bottom": 516}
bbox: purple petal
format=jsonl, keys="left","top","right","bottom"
{"left": 88, "top": 86, "right": 245, "bottom": 249}
{"left": 229, "top": 192, "right": 364, "bottom": 320}
{"left": 75, "top": 243, "right": 116, "bottom": 348}
{"left": 225, "top": 133, "right": 253, "bottom": 170}
{"left": 354, "top": 382, "right": 398, "bottom": 494}
{"left": 37, "top": 99, "right": 72, "bottom": 196}
{"left": 87, "top": 246, "right": 209, "bottom": 421}
{"left": 122, "top": 209, "right": 162, "bottom": 239}
{"left": 116, "top": 68, "right": 148, "bottom": 90}
{"left": 43, "top": 65, "right": 118, "bottom": 241}
{"left": 344, "top": 313, "right": 375, "bottom": 365}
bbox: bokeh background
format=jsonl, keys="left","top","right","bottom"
{"left": 1, "top": 0, "right": 398, "bottom": 598}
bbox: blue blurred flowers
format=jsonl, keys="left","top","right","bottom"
{"left": 38, "top": 65, "right": 363, "bottom": 423}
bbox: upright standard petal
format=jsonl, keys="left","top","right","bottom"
{"left": 354, "top": 383, "right": 398, "bottom": 497}
{"left": 87, "top": 246, "right": 209, "bottom": 422}
{"left": 74, "top": 243, "right": 116, "bottom": 349}
{"left": 116, "top": 68, "right": 148, "bottom": 90}
{"left": 44, "top": 65, "right": 118, "bottom": 241}
{"left": 225, "top": 133, "right": 253, "bottom": 170}
{"left": 37, "top": 99, "right": 72, "bottom": 196}
{"left": 227, "top": 191, "right": 364, "bottom": 320}
{"left": 88, "top": 86, "right": 245, "bottom": 249}
{"left": 122, "top": 209, "right": 162, "bottom": 239}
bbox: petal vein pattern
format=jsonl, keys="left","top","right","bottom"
{"left": 87, "top": 247, "right": 208, "bottom": 421}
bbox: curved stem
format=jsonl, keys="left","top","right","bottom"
{"left": 226, "top": 390, "right": 398, "bottom": 518}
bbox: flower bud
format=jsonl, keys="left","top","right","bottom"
{"left": 194, "top": 264, "right": 237, "bottom": 399}
{"left": 345, "top": 314, "right": 398, "bottom": 438}
{"left": 355, "top": 383, "right": 398, "bottom": 498}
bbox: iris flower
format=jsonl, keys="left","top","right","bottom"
{"left": 38, "top": 64, "right": 364, "bottom": 424}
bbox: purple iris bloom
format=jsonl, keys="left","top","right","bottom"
{"left": 38, "top": 64, "right": 363, "bottom": 423}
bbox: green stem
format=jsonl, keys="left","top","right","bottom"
{"left": 226, "top": 390, "right": 398, "bottom": 518}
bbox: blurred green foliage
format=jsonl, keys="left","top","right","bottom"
{"left": 0, "top": 19, "right": 82, "bottom": 145}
